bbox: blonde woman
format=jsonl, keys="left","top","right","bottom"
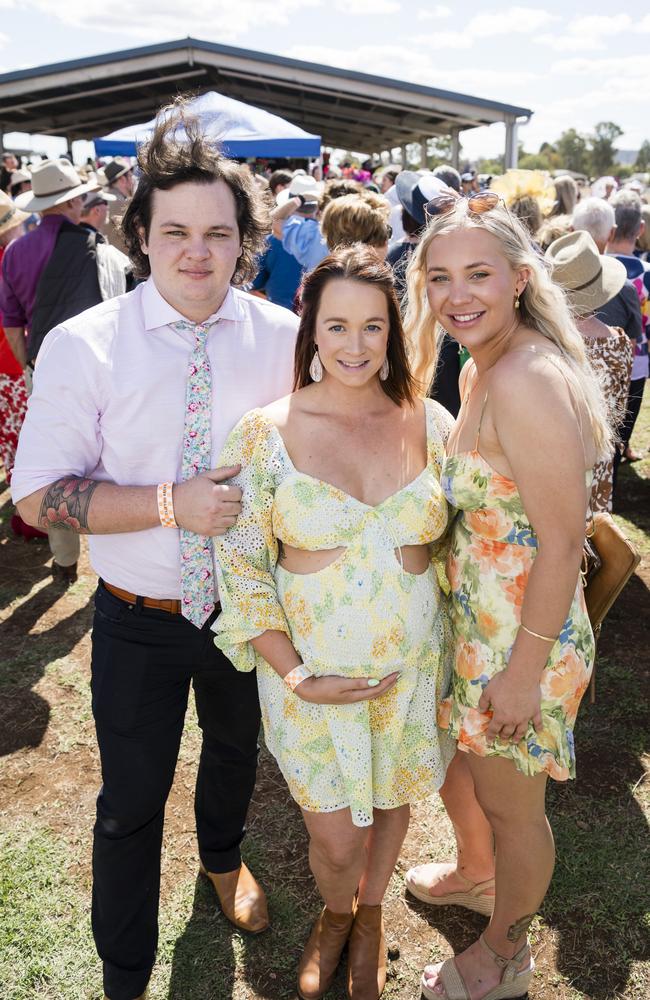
{"left": 402, "top": 192, "right": 610, "bottom": 1000}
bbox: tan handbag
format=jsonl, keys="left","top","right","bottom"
{"left": 583, "top": 512, "right": 640, "bottom": 634}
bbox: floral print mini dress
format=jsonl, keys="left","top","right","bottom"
{"left": 439, "top": 418, "right": 595, "bottom": 781}
{"left": 213, "top": 399, "right": 456, "bottom": 826}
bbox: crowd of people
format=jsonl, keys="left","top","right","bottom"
{"left": 0, "top": 100, "right": 647, "bottom": 1000}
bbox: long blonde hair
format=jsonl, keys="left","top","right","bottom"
{"left": 403, "top": 200, "right": 613, "bottom": 457}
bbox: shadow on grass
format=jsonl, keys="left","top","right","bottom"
{"left": 543, "top": 603, "right": 650, "bottom": 1000}
{"left": 0, "top": 530, "right": 52, "bottom": 612}
{"left": 0, "top": 578, "right": 94, "bottom": 754}
{"left": 614, "top": 459, "right": 650, "bottom": 533}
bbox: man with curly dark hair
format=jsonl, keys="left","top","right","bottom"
{"left": 12, "top": 99, "right": 298, "bottom": 1000}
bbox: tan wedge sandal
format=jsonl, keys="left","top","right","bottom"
{"left": 405, "top": 863, "right": 495, "bottom": 916}
{"left": 420, "top": 934, "right": 534, "bottom": 1000}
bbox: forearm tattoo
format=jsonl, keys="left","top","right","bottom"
{"left": 38, "top": 477, "right": 100, "bottom": 534}
{"left": 507, "top": 912, "right": 536, "bottom": 942}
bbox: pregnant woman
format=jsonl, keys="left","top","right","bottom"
{"left": 402, "top": 192, "right": 610, "bottom": 1000}
{"left": 213, "top": 246, "right": 455, "bottom": 1000}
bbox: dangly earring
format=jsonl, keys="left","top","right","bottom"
{"left": 309, "top": 348, "right": 323, "bottom": 382}
{"left": 379, "top": 357, "right": 389, "bottom": 381}
{"left": 514, "top": 291, "right": 521, "bottom": 310}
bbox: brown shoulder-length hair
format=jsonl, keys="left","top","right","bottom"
{"left": 294, "top": 245, "right": 418, "bottom": 406}
{"left": 121, "top": 95, "right": 269, "bottom": 282}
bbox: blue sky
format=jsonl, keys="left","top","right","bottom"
{"left": 1, "top": 1, "right": 647, "bottom": 164}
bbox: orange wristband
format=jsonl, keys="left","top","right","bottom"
{"left": 157, "top": 482, "right": 177, "bottom": 528}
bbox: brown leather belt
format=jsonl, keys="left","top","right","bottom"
{"left": 103, "top": 581, "right": 220, "bottom": 616}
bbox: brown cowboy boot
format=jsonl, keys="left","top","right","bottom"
{"left": 200, "top": 862, "right": 270, "bottom": 933}
{"left": 347, "top": 903, "right": 386, "bottom": 1000}
{"left": 298, "top": 906, "right": 355, "bottom": 1000}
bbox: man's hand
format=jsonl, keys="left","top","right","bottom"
{"left": 173, "top": 465, "right": 242, "bottom": 536}
{"left": 296, "top": 671, "right": 400, "bottom": 705}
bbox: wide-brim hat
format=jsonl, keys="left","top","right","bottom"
{"left": 103, "top": 158, "right": 133, "bottom": 185}
{"left": 0, "top": 191, "right": 30, "bottom": 236}
{"left": 10, "top": 168, "right": 31, "bottom": 187}
{"left": 288, "top": 173, "right": 323, "bottom": 203}
{"left": 83, "top": 190, "right": 117, "bottom": 209}
{"left": 15, "top": 158, "right": 99, "bottom": 212}
{"left": 395, "top": 171, "right": 451, "bottom": 227}
{"left": 546, "top": 230, "right": 627, "bottom": 315}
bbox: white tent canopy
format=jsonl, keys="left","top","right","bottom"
{"left": 94, "top": 90, "right": 321, "bottom": 159}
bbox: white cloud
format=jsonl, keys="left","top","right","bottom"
{"left": 551, "top": 54, "right": 648, "bottom": 77}
{"left": 538, "top": 14, "right": 632, "bottom": 53}
{"left": 412, "top": 31, "right": 473, "bottom": 50}
{"left": 335, "top": 0, "right": 400, "bottom": 11}
{"left": 413, "top": 5, "right": 559, "bottom": 50}
{"left": 16, "top": 0, "right": 320, "bottom": 43}
{"left": 417, "top": 4, "right": 451, "bottom": 19}
{"left": 467, "top": 5, "right": 559, "bottom": 37}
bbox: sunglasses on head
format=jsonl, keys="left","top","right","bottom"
{"left": 424, "top": 190, "right": 502, "bottom": 222}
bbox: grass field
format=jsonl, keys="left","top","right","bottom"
{"left": 1, "top": 396, "right": 648, "bottom": 1000}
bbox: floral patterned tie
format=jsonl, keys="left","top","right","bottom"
{"left": 171, "top": 319, "right": 216, "bottom": 627}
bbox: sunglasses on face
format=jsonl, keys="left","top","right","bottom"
{"left": 423, "top": 190, "right": 502, "bottom": 222}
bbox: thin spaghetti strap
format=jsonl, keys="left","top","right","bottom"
{"left": 475, "top": 393, "right": 489, "bottom": 452}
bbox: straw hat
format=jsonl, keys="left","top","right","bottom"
{"left": 545, "top": 230, "right": 627, "bottom": 315}
{"left": 15, "top": 158, "right": 99, "bottom": 212}
{"left": 0, "top": 190, "right": 30, "bottom": 236}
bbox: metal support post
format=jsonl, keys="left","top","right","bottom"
{"left": 504, "top": 119, "right": 518, "bottom": 169}
{"left": 451, "top": 129, "right": 460, "bottom": 169}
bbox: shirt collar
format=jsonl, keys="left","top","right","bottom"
{"left": 142, "top": 277, "right": 243, "bottom": 331}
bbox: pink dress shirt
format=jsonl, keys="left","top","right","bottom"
{"left": 12, "top": 277, "right": 299, "bottom": 598}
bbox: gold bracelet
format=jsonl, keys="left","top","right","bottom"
{"left": 520, "top": 622, "right": 558, "bottom": 643}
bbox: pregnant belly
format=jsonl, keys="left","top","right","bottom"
{"left": 274, "top": 555, "right": 441, "bottom": 671}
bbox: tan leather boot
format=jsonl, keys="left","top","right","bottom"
{"left": 200, "top": 862, "right": 270, "bottom": 933}
{"left": 347, "top": 903, "right": 386, "bottom": 1000}
{"left": 297, "top": 906, "right": 355, "bottom": 1000}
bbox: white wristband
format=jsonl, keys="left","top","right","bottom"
{"left": 283, "top": 663, "right": 312, "bottom": 692}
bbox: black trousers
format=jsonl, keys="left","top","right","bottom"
{"left": 90, "top": 581, "right": 261, "bottom": 1000}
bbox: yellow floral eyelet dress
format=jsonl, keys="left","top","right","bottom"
{"left": 438, "top": 448, "right": 595, "bottom": 781}
{"left": 213, "top": 399, "right": 456, "bottom": 827}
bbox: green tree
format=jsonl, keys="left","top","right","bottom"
{"left": 555, "top": 128, "right": 589, "bottom": 174}
{"left": 589, "top": 121, "right": 624, "bottom": 176}
{"left": 635, "top": 140, "right": 650, "bottom": 171}
{"left": 475, "top": 156, "right": 504, "bottom": 176}
{"left": 426, "top": 135, "right": 455, "bottom": 168}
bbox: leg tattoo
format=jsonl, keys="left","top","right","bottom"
{"left": 507, "top": 912, "right": 536, "bottom": 942}
{"left": 38, "top": 477, "right": 99, "bottom": 533}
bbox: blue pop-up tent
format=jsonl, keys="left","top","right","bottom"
{"left": 93, "top": 90, "right": 321, "bottom": 158}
